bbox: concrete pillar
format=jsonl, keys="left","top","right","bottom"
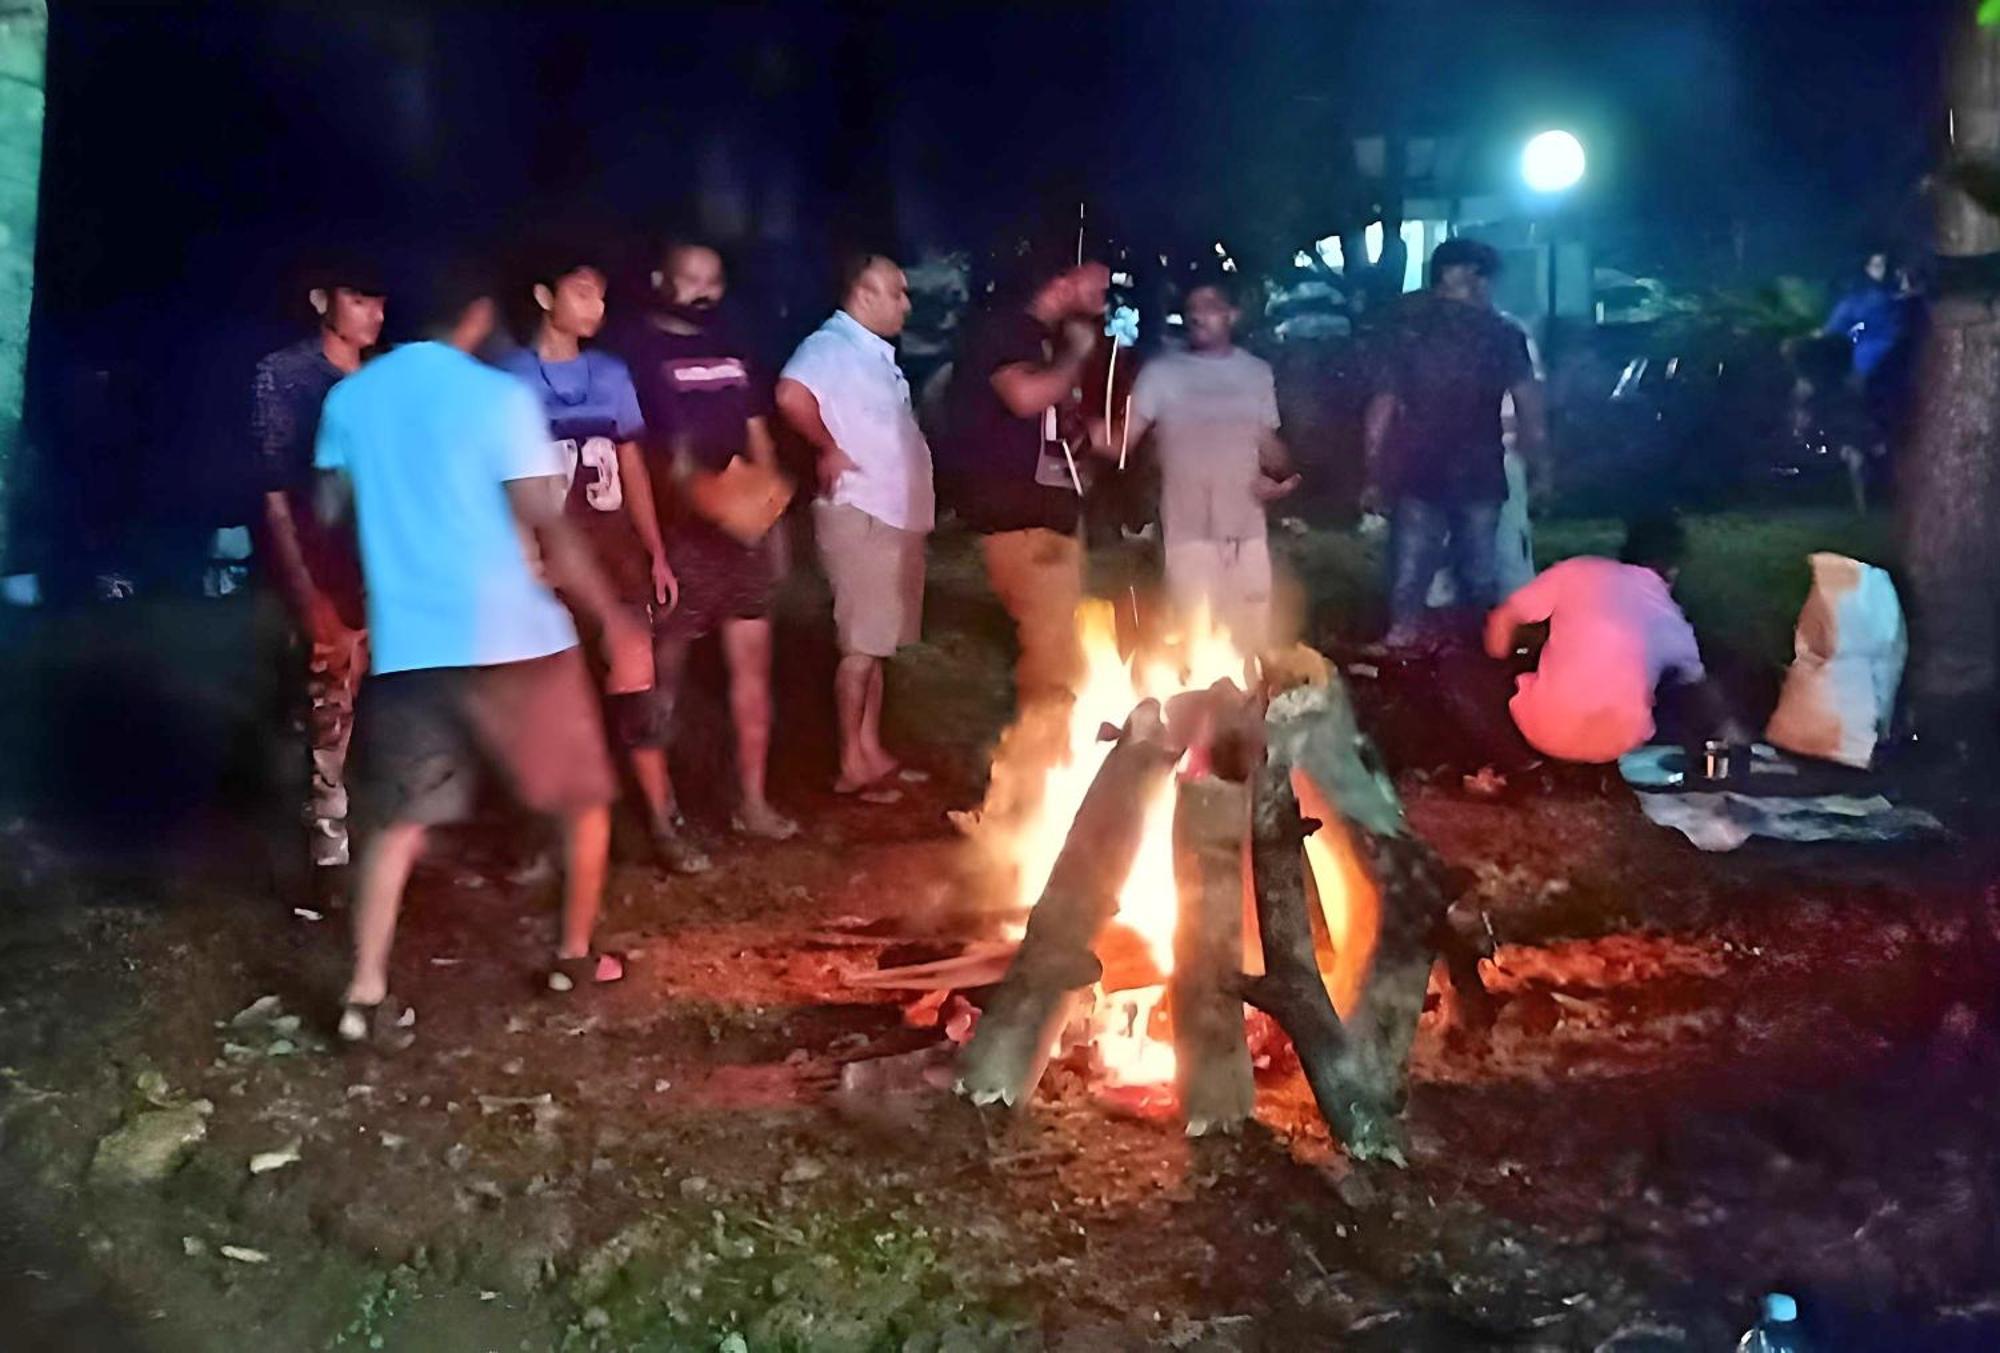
{"left": 0, "top": 1, "right": 46, "bottom": 572}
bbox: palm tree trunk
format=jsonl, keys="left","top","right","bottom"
{"left": 1902, "top": 8, "right": 2000, "bottom": 731}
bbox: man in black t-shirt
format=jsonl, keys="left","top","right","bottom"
{"left": 1363, "top": 238, "right": 1546, "bottom": 649}
{"left": 946, "top": 254, "right": 1112, "bottom": 704}
{"left": 621, "top": 242, "right": 799, "bottom": 841}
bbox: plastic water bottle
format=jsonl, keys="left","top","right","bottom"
{"left": 1736, "top": 1292, "right": 1806, "bottom": 1351}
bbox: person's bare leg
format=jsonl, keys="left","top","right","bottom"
{"left": 722, "top": 617, "right": 794, "bottom": 836}
{"left": 343, "top": 821, "right": 428, "bottom": 1007}
{"left": 860, "top": 658, "right": 899, "bottom": 779}
{"left": 557, "top": 803, "right": 611, "bottom": 960}
{"left": 629, "top": 746, "right": 674, "bottom": 829}
{"left": 641, "top": 635, "right": 692, "bottom": 825}
{"left": 833, "top": 653, "right": 876, "bottom": 789}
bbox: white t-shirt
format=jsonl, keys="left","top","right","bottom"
{"left": 1130, "top": 347, "right": 1280, "bottom": 544}
{"left": 1504, "top": 556, "right": 1705, "bottom": 764}
{"left": 315, "top": 342, "right": 579, "bottom": 675}
{"left": 780, "top": 309, "right": 934, "bottom": 533}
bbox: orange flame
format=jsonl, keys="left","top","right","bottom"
{"left": 980, "top": 601, "right": 1377, "bottom": 1087}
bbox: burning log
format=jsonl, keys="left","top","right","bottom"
{"left": 955, "top": 699, "right": 1182, "bottom": 1107}
{"left": 1238, "top": 663, "right": 1454, "bottom": 1164}
{"left": 1171, "top": 774, "right": 1255, "bottom": 1135}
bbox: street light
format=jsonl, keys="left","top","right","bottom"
{"left": 1521, "top": 129, "right": 1586, "bottom": 194}
{"left": 1521, "top": 130, "right": 1586, "bottom": 338}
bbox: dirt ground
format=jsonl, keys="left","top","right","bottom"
{"left": 3, "top": 524, "right": 1998, "bottom": 1352}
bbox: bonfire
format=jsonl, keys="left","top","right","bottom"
{"left": 946, "top": 600, "right": 1462, "bottom": 1159}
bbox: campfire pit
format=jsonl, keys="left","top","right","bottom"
{"left": 940, "top": 602, "right": 1461, "bottom": 1160}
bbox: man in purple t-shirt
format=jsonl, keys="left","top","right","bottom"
{"left": 621, "top": 241, "right": 798, "bottom": 842}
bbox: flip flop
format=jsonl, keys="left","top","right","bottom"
{"left": 856, "top": 786, "right": 903, "bottom": 806}
{"left": 547, "top": 951, "right": 626, "bottom": 994}
{"left": 896, "top": 768, "right": 931, "bottom": 785}
{"left": 337, "top": 996, "right": 417, "bottom": 1051}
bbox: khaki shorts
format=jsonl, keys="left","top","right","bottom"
{"left": 814, "top": 501, "right": 926, "bottom": 658}
{"left": 351, "top": 648, "right": 615, "bottom": 827}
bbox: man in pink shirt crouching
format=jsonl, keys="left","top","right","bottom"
{"left": 1486, "top": 515, "right": 1736, "bottom": 765}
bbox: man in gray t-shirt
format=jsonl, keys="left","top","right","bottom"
{"left": 1125, "top": 277, "right": 1296, "bottom": 648}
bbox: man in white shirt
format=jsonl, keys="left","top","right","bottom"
{"left": 316, "top": 263, "right": 647, "bottom": 1044}
{"left": 1485, "top": 514, "right": 1724, "bottom": 764}
{"left": 775, "top": 255, "right": 933, "bottom": 797}
{"left": 1123, "top": 275, "right": 1296, "bottom": 650}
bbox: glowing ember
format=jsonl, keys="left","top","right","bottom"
{"left": 975, "top": 600, "right": 1381, "bottom": 1090}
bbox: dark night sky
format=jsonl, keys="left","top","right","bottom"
{"left": 21, "top": 0, "right": 1956, "bottom": 541}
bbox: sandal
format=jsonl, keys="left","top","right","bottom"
{"left": 337, "top": 996, "right": 417, "bottom": 1051}
{"left": 547, "top": 951, "right": 626, "bottom": 994}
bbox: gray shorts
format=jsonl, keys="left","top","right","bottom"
{"left": 351, "top": 648, "right": 615, "bottom": 827}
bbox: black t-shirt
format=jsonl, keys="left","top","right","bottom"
{"left": 946, "top": 308, "right": 1083, "bottom": 535}
{"left": 622, "top": 317, "right": 772, "bottom": 542}
{"left": 1377, "top": 293, "right": 1533, "bottom": 503}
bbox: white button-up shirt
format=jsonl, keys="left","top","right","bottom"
{"left": 780, "top": 309, "right": 935, "bottom": 532}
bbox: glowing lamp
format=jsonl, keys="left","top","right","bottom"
{"left": 1521, "top": 130, "right": 1585, "bottom": 194}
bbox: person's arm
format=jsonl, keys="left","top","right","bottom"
{"left": 743, "top": 415, "right": 781, "bottom": 474}
{"left": 1509, "top": 376, "right": 1551, "bottom": 500}
{"left": 990, "top": 318, "right": 1095, "bottom": 419}
{"left": 1483, "top": 563, "right": 1564, "bottom": 659}
{"left": 1251, "top": 428, "right": 1300, "bottom": 503}
{"left": 615, "top": 441, "right": 677, "bottom": 611}
{"left": 253, "top": 362, "right": 344, "bottom": 640}
{"left": 507, "top": 475, "right": 649, "bottom": 689}
{"left": 1361, "top": 391, "right": 1399, "bottom": 511}
{"left": 774, "top": 377, "right": 856, "bottom": 494}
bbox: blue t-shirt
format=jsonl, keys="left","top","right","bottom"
{"left": 497, "top": 347, "right": 654, "bottom": 602}
{"left": 315, "top": 342, "right": 578, "bottom": 674}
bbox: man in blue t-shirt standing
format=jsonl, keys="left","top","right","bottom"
{"left": 316, "top": 263, "right": 645, "bottom": 1045}
{"left": 498, "top": 253, "right": 709, "bottom": 875}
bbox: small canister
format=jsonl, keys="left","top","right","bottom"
{"left": 1702, "top": 739, "right": 1735, "bottom": 782}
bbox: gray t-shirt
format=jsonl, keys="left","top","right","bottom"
{"left": 1131, "top": 347, "right": 1280, "bottom": 544}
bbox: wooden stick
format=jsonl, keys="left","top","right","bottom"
{"left": 956, "top": 701, "right": 1181, "bottom": 1107}
{"left": 1118, "top": 393, "right": 1133, "bottom": 471}
{"left": 1172, "top": 775, "right": 1255, "bottom": 1136}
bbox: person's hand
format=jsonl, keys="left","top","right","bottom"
{"left": 305, "top": 591, "right": 354, "bottom": 649}
{"left": 601, "top": 610, "right": 652, "bottom": 696}
{"left": 651, "top": 552, "right": 679, "bottom": 614}
{"left": 1252, "top": 473, "right": 1301, "bottom": 504}
{"left": 1358, "top": 483, "right": 1385, "bottom": 517}
{"left": 1060, "top": 318, "right": 1098, "bottom": 362}
{"left": 817, "top": 445, "right": 858, "bottom": 495}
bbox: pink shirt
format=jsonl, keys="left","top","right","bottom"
{"left": 1504, "top": 557, "right": 1704, "bottom": 764}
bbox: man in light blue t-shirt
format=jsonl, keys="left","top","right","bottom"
{"left": 315, "top": 263, "right": 647, "bottom": 1045}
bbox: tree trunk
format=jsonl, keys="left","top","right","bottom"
{"left": 0, "top": 1, "right": 47, "bottom": 571}
{"left": 1171, "top": 775, "right": 1255, "bottom": 1137}
{"left": 956, "top": 700, "right": 1180, "bottom": 1107}
{"left": 1903, "top": 8, "right": 2000, "bottom": 728}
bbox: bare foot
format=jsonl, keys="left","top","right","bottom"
{"left": 731, "top": 801, "right": 800, "bottom": 841}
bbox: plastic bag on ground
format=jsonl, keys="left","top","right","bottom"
{"left": 1764, "top": 553, "right": 1904, "bottom": 769}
